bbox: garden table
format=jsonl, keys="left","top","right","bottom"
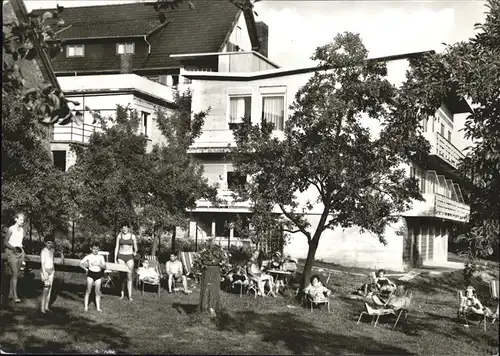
{"left": 267, "top": 269, "right": 292, "bottom": 294}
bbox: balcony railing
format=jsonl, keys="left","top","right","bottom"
{"left": 195, "top": 189, "right": 251, "bottom": 210}
{"left": 51, "top": 122, "right": 103, "bottom": 144}
{"left": 189, "top": 129, "right": 235, "bottom": 152}
{"left": 434, "top": 194, "right": 470, "bottom": 222}
{"left": 405, "top": 193, "right": 470, "bottom": 222}
{"left": 423, "top": 132, "right": 464, "bottom": 170}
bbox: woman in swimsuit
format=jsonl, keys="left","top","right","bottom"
{"left": 4, "top": 212, "right": 26, "bottom": 303}
{"left": 114, "top": 223, "right": 138, "bottom": 301}
{"left": 80, "top": 241, "right": 106, "bottom": 312}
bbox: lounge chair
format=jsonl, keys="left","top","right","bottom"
{"left": 179, "top": 251, "right": 201, "bottom": 282}
{"left": 357, "top": 303, "right": 396, "bottom": 327}
{"left": 357, "top": 291, "right": 412, "bottom": 329}
{"left": 139, "top": 255, "right": 162, "bottom": 297}
{"left": 490, "top": 280, "right": 499, "bottom": 324}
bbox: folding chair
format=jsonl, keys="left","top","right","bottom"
{"left": 305, "top": 295, "right": 330, "bottom": 313}
{"left": 140, "top": 255, "right": 162, "bottom": 297}
{"left": 97, "top": 251, "right": 115, "bottom": 289}
{"left": 357, "top": 303, "right": 396, "bottom": 327}
{"left": 179, "top": 251, "right": 201, "bottom": 282}
{"left": 490, "top": 280, "right": 499, "bottom": 324}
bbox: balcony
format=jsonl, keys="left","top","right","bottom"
{"left": 404, "top": 193, "right": 470, "bottom": 223}
{"left": 193, "top": 189, "right": 251, "bottom": 213}
{"left": 51, "top": 122, "right": 102, "bottom": 144}
{"left": 188, "top": 129, "right": 235, "bottom": 153}
{"left": 423, "top": 132, "right": 464, "bottom": 170}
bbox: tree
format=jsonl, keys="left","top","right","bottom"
{"left": 232, "top": 32, "right": 425, "bottom": 286}
{"left": 396, "top": 0, "right": 500, "bottom": 259}
{"left": 69, "top": 106, "right": 151, "bottom": 237}
{"left": 142, "top": 91, "right": 217, "bottom": 255}
{"left": 1, "top": 92, "right": 76, "bottom": 237}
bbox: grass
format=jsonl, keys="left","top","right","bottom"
{"left": 1, "top": 264, "right": 499, "bottom": 355}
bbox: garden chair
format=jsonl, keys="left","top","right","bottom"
{"left": 489, "top": 280, "right": 499, "bottom": 324}
{"left": 457, "top": 290, "right": 487, "bottom": 331}
{"left": 139, "top": 255, "right": 162, "bottom": 297}
{"left": 305, "top": 294, "right": 330, "bottom": 313}
{"left": 179, "top": 251, "right": 201, "bottom": 282}
{"left": 357, "top": 303, "right": 396, "bottom": 327}
{"left": 97, "top": 251, "right": 115, "bottom": 289}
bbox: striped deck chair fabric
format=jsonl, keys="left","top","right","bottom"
{"left": 179, "top": 251, "right": 199, "bottom": 277}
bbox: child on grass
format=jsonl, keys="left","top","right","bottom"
{"left": 80, "top": 241, "right": 106, "bottom": 312}
{"left": 40, "top": 235, "right": 59, "bottom": 314}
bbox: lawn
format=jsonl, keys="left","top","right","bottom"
{"left": 1, "top": 264, "right": 498, "bottom": 355}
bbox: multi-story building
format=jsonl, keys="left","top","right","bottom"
{"left": 182, "top": 52, "right": 472, "bottom": 271}
{"left": 32, "top": 1, "right": 274, "bottom": 170}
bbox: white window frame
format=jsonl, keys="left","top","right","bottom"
{"left": 261, "top": 94, "right": 286, "bottom": 131}
{"left": 228, "top": 95, "right": 252, "bottom": 124}
{"left": 141, "top": 111, "right": 150, "bottom": 138}
{"left": 66, "top": 44, "right": 85, "bottom": 58}
{"left": 116, "top": 42, "right": 135, "bottom": 55}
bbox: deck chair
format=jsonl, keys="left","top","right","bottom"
{"left": 179, "top": 251, "right": 201, "bottom": 282}
{"left": 139, "top": 255, "right": 162, "bottom": 297}
{"left": 97, "top": 251, "right": 115, "bottom": 289}
{"left": 489, "top": 280, "right": 499, "bottom": 324}
{"left": 457, "top": 290, "right": 487, "bottom": 331}
{"left": 357, "top": 303, "right": 397, "bottom": 327}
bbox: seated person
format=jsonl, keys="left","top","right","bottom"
{"left": 227, "top": 265, "right": 247, "bottom": 283}
{"left": 460, "top": 285, "right": 492, "bottom": 316}
{"left": 247, "top": 250, "right": 277, "bottom": 297}
{"left": 270, "top": 252, "right": 284, "bottom": 270}
{"left": 375, "top": 269, "right": 397, "bottom": 294}
{"left": 355, "top": 271, "right": 379, "bottom": 296}
{"left": 165, "top": 252, "right": 191, "bottom": 294}
{"left": 304, "top": 274, "right": 332, "bottom": 301}
{"left": 137, "top": 259, "right": 160, "bottom": 285}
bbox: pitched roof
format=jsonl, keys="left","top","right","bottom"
{"left": 34, "top": 1, "right": 243, "bottom": 73}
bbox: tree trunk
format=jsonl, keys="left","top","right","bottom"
{"left": 151, "top": 228, "right": 159, "bottom": 256}
{"left": 199, "top": 265, "right": 221, "bottom": 316}
{"left": 171, "top": 226, "right": 177, "bottom": 252}
{"left": 302, "top": 240, "right": 319, "bottom": 289}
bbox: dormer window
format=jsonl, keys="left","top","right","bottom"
{"left": 66, "top": 44, "right": 84, "bottom": 58}
{"left": 117, "top": 43, "right": 135, "bottom": 55}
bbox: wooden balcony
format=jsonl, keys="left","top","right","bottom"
{"left": 423, "top": 132, "right": 464, "bottom": 170}
{"left": 188, "top": 129, "right": 235, "bottom": 153}
{"left": 50, "top": 122, "right": 102, "bottom": 144}
{"left": 192, "top": 189, "right": 252, "bottom": 213}
{"left": 404, "top": 193, "right": 470, "bottom": 222}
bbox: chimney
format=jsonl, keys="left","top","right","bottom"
{"left": 120, "top": 53, "right": 133, "bottom": 73}
{"left": 255, "top": 22, "right": 269, "bottom": 58}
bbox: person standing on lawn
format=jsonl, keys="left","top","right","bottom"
{"left": 4, "top": 212, "right": 26, "bottom": 303}
{"left": 80, "top": 241, "right": 106, "bottom": 312}
{"left": 40, "top": 235, "right": 62, "bottom": 314}
{"left": 114, "top": 223, "right": 138, "bottom": 301}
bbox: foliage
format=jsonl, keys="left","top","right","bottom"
{"left": 69, "top": 105, "right": 149, "bottom": 233}
{"left": 402, "top": 0, "right": 500, "bottom": 259}
{"left": 147, "top": 0, "right": 195, "bottom": 23}
{"left": 231, "top": 32, "right": 425, "bottom": 285}
{"left": 192, "top": 243, "right": 231, "bottom": 276}
{"left": 1, "top": 93, "right": 76, "bottom": 236}
{"left": 140, "top": 91, "right": 217, "bottom": 253}
{"left": 3, "top": 1, "right": 81, "bottom": 125}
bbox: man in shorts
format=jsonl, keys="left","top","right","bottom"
{"left": 165, "top": 252, "right": 191, "bottom": 294}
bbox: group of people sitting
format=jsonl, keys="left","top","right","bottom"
{"left": 352, "top": 269, "right": 398, "bottom": 304}
{"left": 224, "top": 250, "right": 298, "bottom": 297}
{"left": 136, "top": 252, "right": 192, "bottom": 294}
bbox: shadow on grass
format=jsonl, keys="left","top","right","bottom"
{"left": 214, "top": 309, "right": 413, "bottom": 355}
{"left": 0, "top": 305, "right": 130, "bottom": 353}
